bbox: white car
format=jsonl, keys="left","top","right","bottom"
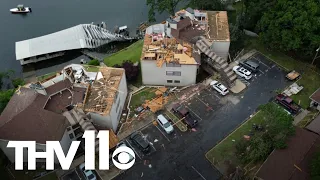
{"left": 79, "top": 163, "right": 97, "bottom": 180}
{"left": 210, "top": 80, "right": 229, "bottom": 96}
{"left": 157, "top": 114, "right": 174, "bottom": 134}
{"left": 233, "top": 65, "right": 252, "bottom": 80}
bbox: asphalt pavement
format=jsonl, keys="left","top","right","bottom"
{"left": 115, "top": 52, "right": 291, "bottom": 180}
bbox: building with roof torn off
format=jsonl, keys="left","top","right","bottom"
{"left": 141, "top": 8, "right": 237, "bottom": 87}
{"left": 0, "top": 64, "right": 125, "bottom": 165}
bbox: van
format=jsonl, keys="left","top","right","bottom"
{"left": 157, "top": 114, "right": 174, "bottom": 134}
{"left": 239, "top": 60, "right": 259, "bottom": 73}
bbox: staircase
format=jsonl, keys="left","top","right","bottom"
{"left": 195, "top": 36, "right": 237, "bottom": 87}
{"left": 63, "top": 109, "right": 99, "bottom": 152}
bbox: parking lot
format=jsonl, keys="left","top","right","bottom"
{"left": 61, "top": 166, "right": 100, "bottom": 180}
{"left": 115, "top": 52, "right": 292, "bottom": 180}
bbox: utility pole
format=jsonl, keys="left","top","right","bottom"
{"left": 311, "top": 46, "right": 320, "bottom": 65}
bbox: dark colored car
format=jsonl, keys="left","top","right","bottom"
{"left": 275, "top": 94, "right": 301, "bottom": 114}
{"left": 130, "top": 132, "right": 150, "bottom": 153}
{"left": 239, "top": 60, "right": 259, "bottom": 73}
{"left": 172, "top": 103, "right": 198, "bottom": 128}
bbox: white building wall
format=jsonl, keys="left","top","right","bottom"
{"left": 89, "top": 72, "right": 127, "bottom": 132}
{"left": 210, "top": 41, "right": 230, "bottom": 60}
{"left": 141, "top": 60, "right": 198, "bottom": 86}
{"left": 89, "top": 113, "right": 112, "bottom": 129}
{"left": 58, "top": 130, "right": 73, "bottom": 161}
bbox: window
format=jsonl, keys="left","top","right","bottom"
{"left": 69, "top": 133, "right": 75, "bottom": 139}
{"left": 167, "top": 80, "right": 173, "bottom": 83}
{"left": 166, "top": 71, "right": 181, "bottom": 76}
{"left": 166, "top": 63, "right": 181, "bottom": 67}
{"left": 174, "top": 80, "right": 180, "bottom": 83}
{"left": 36, "top": 149, "right": 44, "bottom": 152}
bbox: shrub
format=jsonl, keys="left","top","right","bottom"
{"left": 12, "top": 78, "right": 25, "bottom": 88}
{"left": 88, "top": 59, "right": 100, "bottom": 66}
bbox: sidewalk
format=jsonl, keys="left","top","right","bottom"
{"left": 230, "top": 79, "right": 246, "bottom": 94}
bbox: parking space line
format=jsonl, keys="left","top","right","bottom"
{"left": 186, "top": 106, "right": 203, "bottom": 122}
{"left": 125, "top": 139, "right": 142, "bottom": 160}
{"left": 259, "top": 69, "right": 264, "bottom": 74}
{"left": 195, "top": 96, "right": 210, "bottom": 107}
{"left": 252, "top": 56, "right": 271, "bottom": 68}
{"left": 191, "top": 166, "right": 207, "bottom": 180}
{"left": 154, "top": 125, "right": 171, "bottom": 142}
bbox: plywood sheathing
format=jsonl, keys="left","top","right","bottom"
{"left": 143, "top": 87, "right": 168, "bottom": 113}
{"left": 83, "top": 67, "right": 124, "bottom": 115}
{"left": 141, "top": 34, "right": 197, "bottom": 67}
{"left": 206, "top": 11, "right": 230, "bottom": 41}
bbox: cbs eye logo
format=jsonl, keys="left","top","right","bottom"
{"left": 112, "top": 146, "right": 135, "bottom": 170}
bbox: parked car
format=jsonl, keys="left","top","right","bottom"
{"left": 233, "top": 65, "right": 252, "bottom": 80}
{"left": 79, "top": 163, "right": 97, "bottom": 180}
{"left": 130, "top": 132, "right": 150, "bottom": 153}
{"left": 156, "top": 114, "right": 174, "bottom": 134}
{"left": 210, "top": 80, "right": 229, "bottom": 96}
{"left": 172, "top": 103, "right": 198, "bottom": 128}
{"left": 239, "top": 60, "right": 259, "bottom": 73}
{"left": 275, "top": 94, "right": 301, "bottom": 114}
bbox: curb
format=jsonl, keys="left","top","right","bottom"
{"left": 204, "top": 111, "right": 261, "bottom": 170}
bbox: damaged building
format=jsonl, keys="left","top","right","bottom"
{"left": 141, "top": 8, "right": 237, "bottom": 87}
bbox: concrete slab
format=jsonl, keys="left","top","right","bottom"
{"left": 293, "top": 109, "right": 309, "bottom": 125}
{"left": 230, "top": 79, "right": 246, "bottom": 93}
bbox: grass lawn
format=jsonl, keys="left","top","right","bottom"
{"left": 37, "top": 72, "right": 57, "bottom": 81}
{"left": 205, "top": 111, "right": 267, "bottom": 172}
{"left": 129, "top": 87, "right": 157, "bottom": 110}
{"left": 82, "top": 65, "right": 100, "bottom": 72}
{"left": 245, "top": 37, "right": 320, "bottom": 109}
{"left": 104, "top": 40, "right": 143, "bottom": 67}
{"left": 164, "top": 110, "right": 188, "bottom": 132}
{"left": 297, "top": 110, "right": 319, "bottom": 128}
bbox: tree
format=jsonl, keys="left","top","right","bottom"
{"left": 257, "top": 0, "right": 320, "bottom": 56}
{"left": 310, "top": 149, "right": 320, "bottom": 179}
{"left": 146, "top": 0, "right": 183, "bottom": 22}
{"left": 12, "top": 78, "right": 25, "bottom": 88}
{"left": 88, "top": 59, "right": 100, "bottom": 66}
{"left": 0, "top": 89, "right": 15, "bottom": 113}
{"left": 114, "top": 61, "right": 139, "bottom": 81}
{"left": 188, "top": 0, "right": 225, "bottom": 11}
{"left": 241, "top": 0, "right": 276, "bottom": 31}
{"left": 236, "top": 103, "right": 295, "bottom": 164}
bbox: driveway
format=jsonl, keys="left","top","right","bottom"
{"left": 115, "top": 52, "right": 291, "bottom": 180}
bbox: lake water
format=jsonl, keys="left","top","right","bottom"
{"left": 0, "top": 0, "right": 168, "bottom": 77}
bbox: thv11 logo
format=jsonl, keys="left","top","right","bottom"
{"left": 7, "top": 130, "right": 135, "bottom": 170}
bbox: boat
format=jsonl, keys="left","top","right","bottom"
{"left": 10, "top": 4, "right": 32, "bottom": 13}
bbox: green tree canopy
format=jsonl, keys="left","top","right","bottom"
{"left": 188, "top": 0, "right": 224, "bottom": 11}
{"left": 236, "top": 103, "right": 295, "bottom": 164}
{"left": 311, "top": 149, "right": 320, "bottom": 180}
{"left": 147, "top": 0, "right": 183, "bottom": 22}
{"left": 257, "top": 0, "right": 320, "bottom": 55}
